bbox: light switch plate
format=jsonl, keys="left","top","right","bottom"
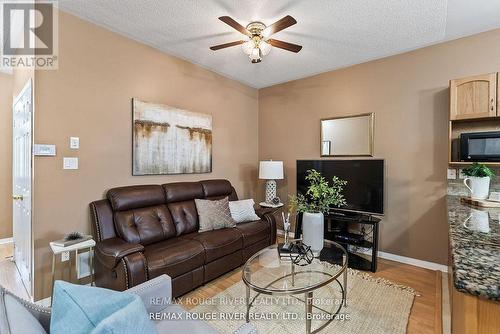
{"left": 447, "top": 168, "right": 457, "bottom": 180}
{"left": 33, "top": 144, "right": 56, "bottom": 156}
{"left": 70, "top": 137, "right": 80, "bottom": 149}
{"left": 63, "top": 157, "right": 78, "bottom": 170}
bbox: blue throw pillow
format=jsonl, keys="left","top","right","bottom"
{"left": 50, "top": 281, "right": 158, "bottom": 334}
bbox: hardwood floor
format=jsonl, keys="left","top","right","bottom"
{"left": 0, "top": 242, "right": 30, "bottom": 300}
{"left": 180, "top": 257, "right": 442, "bottom": 334}
{"left": 370, "top": 258, "right": 442, "bottom": 334}
{"left": 0, "top": 242, "right": 441, "bottom": 333}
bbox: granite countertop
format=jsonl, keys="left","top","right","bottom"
{"left": 447, "top": 196, "right": 500, "bottom": 301}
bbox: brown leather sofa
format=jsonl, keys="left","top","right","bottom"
{"left": 89, "top": 179, "right": 276, "bottom": 297}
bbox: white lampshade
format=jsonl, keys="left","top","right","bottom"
{"left": 259, "top": 161, "right": 284, "bottom": 180}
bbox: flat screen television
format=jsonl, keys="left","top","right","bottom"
{"left": 296, "top": 159, "right": 384, "bottom": 215}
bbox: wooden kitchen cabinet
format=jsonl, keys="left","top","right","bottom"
{"left": 450, "top": 73, "right": 497, "bottom": 120}
{"left": 450, "top": 285, "right": 500, "bottom": 334}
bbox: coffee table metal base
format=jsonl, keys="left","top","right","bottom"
{"left": 244, "top": 269, "right": 347, "bottom": 334}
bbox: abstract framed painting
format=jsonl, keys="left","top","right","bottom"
{"left": 132, "top": 99, "right": 212, "bottom": 175}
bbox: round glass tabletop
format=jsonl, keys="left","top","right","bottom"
{"left": 242, "top": 240, "right": 347, "bottom": 294}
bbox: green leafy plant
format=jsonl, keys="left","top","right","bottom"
{"left": 462, "top": 163, "right": 495, "bottom": 178}
{"left": 289, "top": 169, "right": 347, "bottom": 214}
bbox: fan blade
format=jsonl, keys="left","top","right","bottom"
{"left": 263, "top": 15, "right": 297, "bottom": 36}
{"left": 210, "top": 40, "right": 245, "bottom": 51}
{"left": 218, "top": 16, "right": 252, "bottom": 37}
{"left": 268, "top": 39, "right": 302, "bottom": 53}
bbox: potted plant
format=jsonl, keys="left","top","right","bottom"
{"left": 289, "top": 169, "right": 347, "bottom": 256}
{"left": 462, "top": 163, "right": 495, "bottom": 200}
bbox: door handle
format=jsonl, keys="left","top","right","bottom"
{"left": 13, "top": 195, "right": 23, "bottom": 201}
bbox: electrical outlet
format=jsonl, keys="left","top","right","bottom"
{"left": 63, "top": 157, "right": 78, "bottom": 170}
{"left": 61, "top": 251, "right": 70, "bottom": 262}
{"left": 447, "top": 168, "right": 457, "bottom": 180}
{"left": 459, "top": 169, "right": 466, "bottom": 179}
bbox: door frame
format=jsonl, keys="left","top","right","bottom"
{"left": 12, "top": 78, "right": 35, "bottom": 300}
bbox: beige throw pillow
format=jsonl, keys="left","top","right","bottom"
{"left": 195, "top": 197, "right": 236, "bottom": 233}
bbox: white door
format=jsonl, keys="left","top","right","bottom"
{"left": 12, "top": 80, "right": 33, "bottom": 297}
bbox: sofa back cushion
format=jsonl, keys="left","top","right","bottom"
{"left": 163, "top": 182, "right": 205, "bottom": 236}
{"left": 107, "top": 185, "right": 166, "bottom": 211}
{"left": 107, "top": 185, "right": 175, "bottom": 245}
{"left": 200, "top": 179, "right": 238, "bottom": 201}
{"left": 114, "top": 205, "right": 176, "bottom": 245}
{"left": 101, "top": 181, "right": 238, "bottom": 241}
{"left": 163, "top": 182, "right": 204, "bottom": 203}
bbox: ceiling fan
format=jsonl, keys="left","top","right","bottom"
{"left": 210, "top": 15, "right": 302, "bottom": 63}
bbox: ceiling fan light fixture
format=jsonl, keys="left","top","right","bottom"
{"left": 211, "top": 15, "right": 301, "bottom": 63}
{"left": 249, "top": 47, "right": 261, "bottom": 62}
{"left": 259, "top": 40, "right": 271, "bottom": 56}
{"left": 241, "top": 39, "right": 254, "bottom": 55}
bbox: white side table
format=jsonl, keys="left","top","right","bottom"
{"left": 49, "top": 239, "right": 96, "bottom": 303}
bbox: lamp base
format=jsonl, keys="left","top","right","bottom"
{"left": 265, "top": 179, "right": 277, "bottom": 203}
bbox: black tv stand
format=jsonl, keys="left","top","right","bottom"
{"left": 295, "top": 212, "right": 380, "bottom": 272}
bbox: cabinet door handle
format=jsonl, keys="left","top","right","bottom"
{"left": 491, "top": 98, "right": 495, "bottom": 111}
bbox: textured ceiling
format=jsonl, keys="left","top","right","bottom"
{"left": 58, "top": 0, "right": 500, "bottom": 88}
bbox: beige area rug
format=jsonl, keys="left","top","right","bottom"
{"left": 190, "top": 268, "right": 416, "bottom": 334}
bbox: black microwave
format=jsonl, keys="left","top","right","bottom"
{"left": 460, "top": 131, "right": 500, "bottom": 161}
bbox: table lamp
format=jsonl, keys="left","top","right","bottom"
{"left": 259, "top": 160, "right": 284, "bottom": 207}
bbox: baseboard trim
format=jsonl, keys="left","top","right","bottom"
{"left": 277, "top": 230, "right": 448, "bottom": 272}
{"left": 375, "top": 250, "right": 448, "bottom": 273}
{"left": 0, "top": 237, "right": 13, "bottom": 245}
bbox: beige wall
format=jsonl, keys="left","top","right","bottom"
{"left": 30, "top": 9, "right": 500, "bottom": 299}
{"left": 259, "top": 28, "right": 500, "bottom": 266}
{"left": 32, "top": 11, "right": 259, "bottom": 300}
{"left": 0, "top": 73, "right": 13, "bottom": 239}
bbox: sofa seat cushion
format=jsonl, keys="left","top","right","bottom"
{"left": 234, "top": 220, "right": 270, "bottom": 247}
{"left": 144, "top": 239, "right": 205, "bottom": 279}
{"left": 182, "top": 228, "right": 243, "bottom": 263}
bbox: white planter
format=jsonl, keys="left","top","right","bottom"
{"left": 302, "top": 212, "right": 324, "bottom": 257}
{"left": 463, "top": 176, "right": 490, "bottom": 200}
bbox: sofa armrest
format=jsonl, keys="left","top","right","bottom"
{"left": 95, "top": 238, "right": 144, "bottom": 269}
{"left": 125, "top": 274, "right": 172, "bottom": 314}
{"left": 0, "top": 287, "right": 51, "bottom": 334}
{"left": 254, "top": 207, "right": 275, "bottom": 218}
{"left": 255, "top": 208, "right": 277, "bottom": 244}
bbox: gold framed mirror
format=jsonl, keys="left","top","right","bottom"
{"left": 320, "top": 113, "right": 374, "bottom": 157}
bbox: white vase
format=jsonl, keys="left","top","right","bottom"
{"left": 302, "top": 212, "right": 324, "bottom": 257}
{"left": 463, "top": 176, "right": 490, "bottom": 200}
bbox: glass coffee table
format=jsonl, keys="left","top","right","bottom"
{"left": 242, "top": 240, "right": 348, "bottom": 334}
